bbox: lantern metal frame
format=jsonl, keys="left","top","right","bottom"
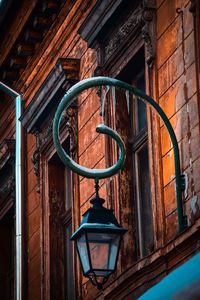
{"left": 70, "top": 183, "right": 127, "bottom": 289}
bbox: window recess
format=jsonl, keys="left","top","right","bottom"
{"left": 0, "top": 139, "right": 15, "bottom": 300}
{"left": 48, "top": 145, "right": 76, "bottom": 300}
{"left": 117, "top": 48, "right": 154, "bottom": 258}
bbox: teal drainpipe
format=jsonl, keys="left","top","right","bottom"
{"left": 0, "top": 82, "right": 22, "bottom": 300}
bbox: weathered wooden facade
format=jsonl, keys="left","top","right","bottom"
{"left": 0, "top": 0, "right": 200, "bottom": 299}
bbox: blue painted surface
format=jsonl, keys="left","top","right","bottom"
{"left": 138, "top": 252, "right": 200, "bottom": 300}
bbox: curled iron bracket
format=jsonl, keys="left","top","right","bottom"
{"left": 53, "top": 76, "right": 187, "bottom": 232}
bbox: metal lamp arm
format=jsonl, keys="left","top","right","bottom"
{"left": 53, "top": 76, "right": 187, "bottom": 232}
{"left": 53, "top": 84, "right": 126, "bottom": 179}
{"left": 53, "top": 120, "right": 125, "bottom": 179}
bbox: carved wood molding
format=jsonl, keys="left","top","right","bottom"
{"left": 78, "top": 0, "right": 156, "bottom": 68}
{"left": 104, "top": 5, "right": 142, "bottom": 62}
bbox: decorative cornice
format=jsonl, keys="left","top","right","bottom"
{"left": 104, "top": 5, "right": 142, "bottom": 62}
{"left": 78, "top": 0, "right": 124, "bottom": 47}
{"left": 20, "top": 57, "right": 80, "bottom": 133}
{"left": 104, "top": 2, "right": 155, "bottom": 67}
{"left": 0, "top": 0, "right": 62, "bottom": 84}
{"left": 79, "top": 0, "right": 156, "bottom": 67}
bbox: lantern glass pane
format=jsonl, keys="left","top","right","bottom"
{"left": 108, "top": 235, "right": 120, "bottom": 269}
{"left": 87, "top": 232, "right": 120, "bottom": 275}
{"left": 77, "top": 234, "right": 90, "bottom": 274}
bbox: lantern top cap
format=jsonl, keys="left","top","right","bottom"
{"left": 70, "top": 222, "right": 127, "bottom": 240}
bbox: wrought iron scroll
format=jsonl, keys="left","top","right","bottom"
{"left": 53, "top": 76, "right": 187, "bottom": 232}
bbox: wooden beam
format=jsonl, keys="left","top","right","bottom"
{"left": 17, "top": 43, "right": 34, "bottom": 56}
{"left": 42, "top": 1, "right": 59, "bottom": 14}
{"left": 33, "top": 16, "right": 52, "bottom": 29}
{"left": 9, "top": 57, "right": 27, "bottom": 69}
{"left": 59, "top": 58, "right": 80, "bottom": 82}
{"left": 24, "top": 29, "right": 43, "bottom": 43}
{"left": 2, "top": 70, "right": 19, "bottom": 81}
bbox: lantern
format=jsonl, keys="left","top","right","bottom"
{"left": 71, "top": 196, "right": 127, "bottom": 289}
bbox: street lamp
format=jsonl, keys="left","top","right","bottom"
{"left": 53, "top": 88, "right": 127, "bottom": 289}
{"left": 71, "top": 181, "right": 127, "bottom": 289}
{"left": 53, "top": 76, "right": 187, "bottom": 290}
{"left": 54, "top": 116, "right": 127, "bottom": 289}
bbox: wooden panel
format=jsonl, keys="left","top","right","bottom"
{"left": 162, "top": 150, "right": 175, "bottom": 187}
{"left": 159, "top": 74, "right": 186, "bottom": 123}
{"left": 79, "top": 135, "right": 105, "bottom": 168}
{"left": 163, "top": 179, "right": 176, "bottom": 216}
{"left": 78, "top": 110, "right": 102, "bottom": 155}
{"left": 165, "top": 212, "right": 178, "bottom": 241}
{"left": 158, "top": 45, "right": 184, "bottom": 97}
{"left": 188, "top": 93, "right": 199, "bottom": 129}
{"left": 28, "top": 254, "right": 41, "bottom": 286}
{"left": 79, "top": 158, "right": 106, "bottom": 205}
{"left": 157, "top": 16, "right": 182, "bottom": 69}
{"left": 79, "top": 48, "right": 97, "bottom": 78}
{"left": 28, "top": 206, "right": 40, "bottom": 240}
{"left": 27, "top": 188, "right": 40, "bottom": 215}
{"left": 27, "top": 168, "right": 38, "bottom": 195}
{"left": 78, "top": 90, "right": 100, "bottom": 131}
{"left": 48, "top": 162, "right": 65, "bottom": 300}
{"left": 191, "top": 124, "right": 200, "bottom": 163}
{"left": 157, "top": 0, "right": 179, "bottom": 38}
{"left": 184, "top": 31, "right": 195, "bottom": 68}
{"left": 28, "top": 275, "right": 41, "bottom": 300}
{"left": 160, "top": 104, "right": 189, "bottom": 156}
{"left": 193, "top": 156, "right": 200, "bottom": 194}
{"left": 27, "top": 145, "right": 35, "bottom": 175}
{"left": 28, "top": 230, "right": 40, "bottom": 261}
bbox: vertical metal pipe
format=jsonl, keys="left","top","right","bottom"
{"left": 0, "top": 82, "right": 22, "bottom": 300}
{"left": 15, "top": 95, "right": 22, "bottom": 300}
